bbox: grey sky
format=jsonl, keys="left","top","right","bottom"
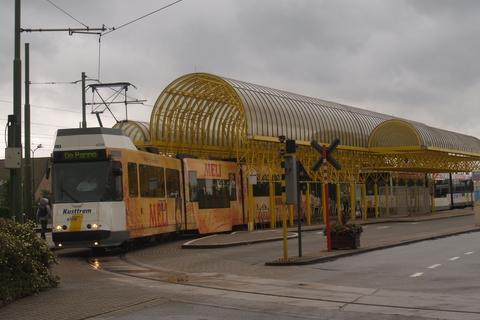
{"left": 1, "top": 0, "right": 480, "bottom": 158}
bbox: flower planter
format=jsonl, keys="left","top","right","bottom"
{"left": 331, "top": 231, "right": 361, "bottom": 249}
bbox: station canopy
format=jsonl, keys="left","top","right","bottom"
{"left": 146, "top": 73, "right": 480, "bottom": 179}
{"left": 113, "top": 120, "right": 150, "bottom": 144}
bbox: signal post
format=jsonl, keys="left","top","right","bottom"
{"left": 311, "top": 139, "right": 341, "bottom": 252}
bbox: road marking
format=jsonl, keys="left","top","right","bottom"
{"left": 182, "top": 234, "right": 217, "bottom": 246}
{"left": 410, "top": 222, "right": 418, "bottom": 225}
{"left": 427, "top": 264, "right": 441, "bottom": 269}
{"left": 410, "top": 272, "right": 423, "bottom": 278}
{"left": 449, "top": 257, "right": 460, "bottom": 261}
{"left": 376, "top": 226, "right": 390, "bottom": 229}
{"left": 464, "top": 251, "right": 474, "bottom": 255}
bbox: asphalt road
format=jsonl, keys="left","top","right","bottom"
{"left": 93, "top": 229, "right": 480, "bottom": 320}
{"left": 126, "top": 215, "right": 479, "bottom": 290}
{"left": 306, "top": 231, "right": 480, "bottom": 294}
{"left": 4, "top": 216, "right": 480, "bottom": 320}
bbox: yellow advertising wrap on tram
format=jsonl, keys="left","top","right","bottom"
{"left": 118, "top": 149, "right": 184, "bottom": 238}
{"left": 183, "top": 158, "right": 243, "bottom": 234}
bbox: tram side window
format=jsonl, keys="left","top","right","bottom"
{"left": 197, "top": 178, "right": 230, "bottom": 209}
{"left": 453, "top": 181, "right": 465, "bottom": 194}
{"left": 128, "top": 162, "right": 138, "bottom": 197}
{"left": 110, "top": 161, "right": 123, "bottom": 201}
{"left": 189, "top": 171, "right": 198, "bottom": 201}
{"left": 166, "top": 168, "right": 180, "bottom": 198}
{"left": 435, "top": 184, "right": 449, "bottom": 197}
{"left": 139, "top": 164, "right": 165, "bottom": 198}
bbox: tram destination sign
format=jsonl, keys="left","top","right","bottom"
{"left": 53, "top": 149, "right": 107, "bottom": 162}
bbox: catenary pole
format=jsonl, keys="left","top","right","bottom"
{"left": 11, "top": 0, "right": 23, "bottom": 221}
{"left": 24, "top": 43, "right": 32, "bottom": 220}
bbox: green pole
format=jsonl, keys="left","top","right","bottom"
{"left": 24, "top": 42, "right": 32, "bottom": 220}
{"left": 11, "top": 0, "right": 23, "bottom": 222}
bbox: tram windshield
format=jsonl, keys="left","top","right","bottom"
{"left": 53, "top": 161, "right": 122, "bottom": 203}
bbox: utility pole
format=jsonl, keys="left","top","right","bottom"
{"left": 24, "top": 42, "right": 32, "bottom": 220}
{"left": 10, "top": 0, "right": 23, "bottom": 221}
{"left": 10, "top": 13, "right": 106, "bottom": 219}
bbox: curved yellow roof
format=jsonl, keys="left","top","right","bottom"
{"left": 113, "top": 120, "right": 150, "bottom": 144}
{"left": 150, "top": 72, "right": 480, "bottom": 157}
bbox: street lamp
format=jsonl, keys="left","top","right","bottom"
{"left": 31, "top": 144, "right": 43, "bottom": 210}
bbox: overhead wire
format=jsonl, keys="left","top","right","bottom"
{"left": 101, "top": 0, "right": 186, "bottom": 37}
{"left": 0, "top": 119, "right": 68, "bottom": 129}
{"left": 29, "top": 1, "right": 181, "bottom": 122}
{"left": 44, "top": 0, "right": 89, "bottom": 28}
{"left": 97, "top": 0, "right": 186, "bottom": 81}
{"left": 0, "top": 99, "right": 121, "bottom": 119}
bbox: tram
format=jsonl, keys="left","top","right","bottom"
{"left": 51, "top": 128, "right": 284, "bottom": 249}
{"left": 434, "top": 173, "right": 474, "bottom": 210}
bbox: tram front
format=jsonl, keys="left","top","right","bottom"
{"left": 51, "top": 128, "right": 134, "bottom": 249}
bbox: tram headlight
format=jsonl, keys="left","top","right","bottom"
{"left": 55, "top": 225, "right": 62, "bottom": 231}
{"left": 58, "top": 243, "right": 62, "bottom": 247}
{"left": 94, "top": 242, "right": 99, "bottom": 246}
{"left": 92, "top": 223, "right": 98, "bottom": 229}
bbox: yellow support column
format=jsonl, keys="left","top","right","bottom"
{"left": 362, "top": 183, "right": 367, "bottom": 221}
{"left": 374, "top": 183, "right": 379, "bottom": 218}
{"left": 282, "top": 205, "right": 288, "bottom": 260}
{"left": 336, "top": 183, "right": 342, "bottom": 224}
{"left": 269, "top": 180, "right": 276, "bottom": 229}
{"left": 394, "top": 179, "right": 398, "bottom": 215}
{"left": 289, "top": 204, "right": 294, "bottom": 226}
{"left": 306, "top": 183, "right": 312, "bottom": 225}
{"left": 431, "top": 180, "right": 436, "bottom": 213}
{"left": 386, "top": 181, "right": 390, "bottom": 217}
{"left": 247, "top": 181, "right": 254, "bottom": 231}
{"left": 350, "top": 181, "right": 355, "bottom": 222}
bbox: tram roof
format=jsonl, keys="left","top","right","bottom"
{"left": 150, "top": 72, "right": 480, "bottom": 157}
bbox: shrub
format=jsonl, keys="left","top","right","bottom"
{"left": 325, "top": 223, "right": 363, "bottom": 235}
{"left": 0, "top": 218, "right": 58, "bottom": 305}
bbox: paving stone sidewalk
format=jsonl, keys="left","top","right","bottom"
{"left": 181, "top": 208, "right": 479, "bottom": 265}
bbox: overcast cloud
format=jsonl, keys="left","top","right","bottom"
{"left": 1, "top": 0, "right": 480, "bottom": 158}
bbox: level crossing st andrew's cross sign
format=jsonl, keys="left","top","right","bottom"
{"left": 311, "top": 138, "right": 341, "bottom": 172}
{"left": 310, "top": 138, "right": 341, "bottom": 251}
